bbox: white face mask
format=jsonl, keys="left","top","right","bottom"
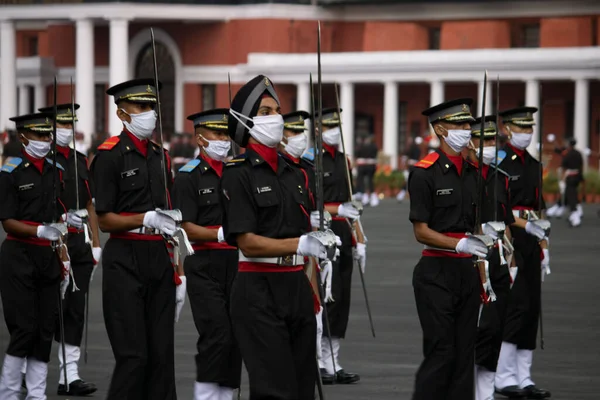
{"left": 120, "top": 109, "right": 157, "bottom": 140}
{"left": 22, "top": 136, "right": 52, "bottom": 159}
{"left": 282, "top": 133, "right": 308, "bottom": 159}
{"left": 322, "top": 127, "right": 341, "bottom": 146}
{"left": 201, "top": 136, "right": 231, "bottom": 162}
{"left": 444, "top": 129, "right": 472, "bottom": 153}
{"left": 56, "top": 128, "right": 72, "bottom": 147}
{"left": 230, "top": 109, "right": 284, "bottom": 148}
{"left": 476, "top": 146, "right": 497, "bottom": 165}
{"left": 510, "top": 132, "right": 533, "bottom": 150}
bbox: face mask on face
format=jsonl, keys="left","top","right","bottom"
{"left": 120, "top": 109, "right": 157, "bottom": 140}
{"left": 282, "top": 133, "right": 308, "bottom": 159}
{"left": 22, "top": 136, "right": 51, "bottom": 159}
{"left": 444, "top": 129, "right": 472, "bottom": 153}
{"left": 56, "top": 128, "right": 72, "bottom": 147}
{"left": 200, "top": 136, "right": 231, "bottom": 161}
{"left": 476, "top": 146, "right": 497, "bottom": 165}
{"left": 230, "top": 109, "right": 284, "bottom": 148}
{"left": 322, "top": 127, "right": 341, "bottom": 146}
{"left": 510, "top": 132, "right": 533, "bottom": 150}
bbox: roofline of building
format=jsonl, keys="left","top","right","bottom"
{"left": 1, "top": 1, "right": 599, "bottom": 22}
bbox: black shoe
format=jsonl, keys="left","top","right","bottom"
{"left": 335, "top": 369, "right": 360, "bottom": 384}
{"left": 57, "top": 379, "right": 97, "bottom": 396}
{"left": 495, "top": 385, "right": 527, "bottom": 398}
{"left": 320, "top": 368, "right": 335, "bottom": 385}
{"left": 523, "top": 385, "right": 551, "bottom": 399}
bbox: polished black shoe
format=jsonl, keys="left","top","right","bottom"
{"left": 320, "top": 368, "right": 335, "bottom": 385}
{"left": 335, "top": 369, "right": 360, "bottom": 384}
{"left": 495, "top": 385, "right": 527, "bottom": 398}
{"left": 57, "top": 379, "right": 97, "bottom": 396}
{"left": 523, "top": 385, "right": 551, "bottom": 399}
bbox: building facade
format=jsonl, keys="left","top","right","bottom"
{"left": 1, "top": 0, "right": 600, "bottom": 169}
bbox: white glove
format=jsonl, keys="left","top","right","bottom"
{"left": 315, "top": 306, "right": 323, "bottom": 356}
{"left": 354, "top": 242, "right": 367, "bottom": 274}
{"left": 60, "top": 261, "right": 71, "bottom": 300}
{"left": 509, "top": 265, "right": 518, "bottom": 289}
{"left": 320, "top": 260, "right": 334, "bottom": 303}
{"left": 175, "top": 276, "right": 187, "bottom": 323}
{"left": 482, "top": 223, "right": 499, "bottom": 240}
{"left": 217, "top": 227, "right": 226, "bottom": 243}
{"left": 541, "top": 249, "right": 551, "bottom": 282}
{"left": 297, "top": 234, "right": 328, "bottom": 259}
{"left": 61, "top": 212, "right": 83, "bottom": 229}
{"left": 559, "top": 180, "right": 566, "bottom": 195}
{"left": 143, "top": 211, "right": 176, "bottom": 236}
{"left": 36, "top": 225, "right": 64, "bottom": 241}
{"left": 525, "top": 221, "right": 546, "bottom": 241}
{"left": 455, "top": 237, "right": 489, "bottom": 258}
{"left": 337, "top": 203, "right": 360, "bottom": 220}
{"left": 89, "top": 247, "right": 102, "bottom": 282}
{"left": 310, "top": 211, "right": 321, "bottom": 229}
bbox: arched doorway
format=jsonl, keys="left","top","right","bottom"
{"left": 135, "top": 42, "right": 175, "bottom": 142}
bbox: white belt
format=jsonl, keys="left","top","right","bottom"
{"left": 565, "top": 169, "right": 580, "bottom": 176}
{"left": 238, "top": 252, "right": 304, "bottom": 266}
{"left": 423, "top": 245, "right": 457, "bottom": 253}
{"left": 127, "top": 227, "right": 159, "bottom": 235}
{"left": 512, "top": 210, "right": 520, "bottom": 218}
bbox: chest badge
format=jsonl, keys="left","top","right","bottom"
{"left": 509, "top": 175, "right": 520, "bottom": 181}
{"left": 436, "top": 188, "right": 453, "bottom": 196}
{"left": 257, "top": 186, "right": 272, "bottom": 194}
{"left": 18, "top": 183, "right": 34, "bottom": 191}
{"left": 199, "top": 187, "right": 214, "bottom": 195}
{"left": 120, "top": 168, "right": 139, "bottom": 178}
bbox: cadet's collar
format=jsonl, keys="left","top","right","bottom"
{"left": 200, "top": 153, "right": 223, "bottom": 177}
{"left": 247, "top": 143, "right": 278, "bottom": 172}
{"left": 57, "top": 145, "right": 70, "bottom": 160}
{"left": 123, "top": 129, "right": 148, "bottom": 157}
{"left": 438, "top": 149, "right": 463, "bottom": 176}
{"left": 281, "top": 152, "right": 300, "bottom": 165}
{"left": 22, "top": 149, "right": 45, "bottom": 173}
{"left": 323, "top": 143, "right": 337, "bottom": 158}
{"left": 506, "top": 142, "right": 525, "bottom": 163}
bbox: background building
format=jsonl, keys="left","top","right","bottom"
{"left": 1, "top": 0, "right": 599, "bottom": 169}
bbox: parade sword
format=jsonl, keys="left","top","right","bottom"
{"left": 537, "top": 83, "right": 545, "bottom": 350}
{"left": 228, "top": 72, "right": 239, "bottom": 158}
{"left": 333, "top": 82, "right": 376, "bottom": 338}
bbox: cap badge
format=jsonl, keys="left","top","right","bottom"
{"left": 526, "top": 112, "right": 532, "bottom": 118}
{"left": 264, "top": 78, "right": 270, "bottom": 87}
{"left": 45, "top": 117, "right": 50, "bottom": 124}
{"left": 146, "top": 85, "right": 153, "bottom": 93}
{"left": 333, "top": 112, "right": 339, "bottom": 119}
{"left": 222, "top": 114, "right": 228, "bottom": 122}
{"left": 462, "top": 104, "right": 469, "bottom": 112}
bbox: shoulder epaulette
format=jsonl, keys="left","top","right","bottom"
{"left": 179, "top": 158, "right": 201, "bottom": 173}
{"left": 302, "top": 147, "right": 315, "bottom": 162}
{"left": 415, "top": 152, "right": 439, "bottom": 169}
{"left": 45, "top": 158, "right": 64, "bottom": 171}
{"left": 225, "top": 156, "right": 246, "bottom": 167}
{"left": 495, "top": 149, "right": 507, "bottom": 165}
{"left": 1, "top": 157, "right": 22, "bottom": 173}
{"left": 98, "top": 136, "right": 120, "bottom": 151}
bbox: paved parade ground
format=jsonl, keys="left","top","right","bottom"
{"left": 1, "top": 200, "right": 599, "bottom": 399}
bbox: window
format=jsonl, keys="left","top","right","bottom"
{"left": 428, "top": 27, "right": 440, "bottom": 50}
{"left": 28, "top": 36, "right": 38, "bottom": 56}
{"left": 94, "top": 84, "right": 106, "bottom": 134}
{"left": 513, "top": 24, "right": 540, "bottom": 48}
{"left": 397, "top": 101, "right": 407, "bottom": 153}
{"left": 202, "top": 84, "right": 216, "bottom": 111}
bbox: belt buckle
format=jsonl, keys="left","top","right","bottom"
{"left": 143, "top": 227, "right": 156, "bottom": 235}
{"left": 279, "top": 255, "right": 294, "bottom": 266}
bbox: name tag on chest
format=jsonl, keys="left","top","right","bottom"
{"left": 121, "top": 168, "right": 139, "bottom": 178}
{"left": 199, "top": 187, "right": 214, "bottom": 195}
{"left": 509, "top": 175, "right": 520, "bottom": 181}
{"left": 436, "top": 188, "right": 453, "bottom": 196}
{"left": 257, "top": 186, "right": 272, "bottom": 194}
{"left": 19, "top": 183, "right": 34, "bottom": 191}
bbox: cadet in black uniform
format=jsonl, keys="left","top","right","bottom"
{"left": 221, "top": 75, "right": 338, "bottom": 400}
{"left": 90, "top": 78, "right": 182, "bottom": 400}
{"left": 171, "top": 108, "right": 241, "bottom": 400}
{"left": 408, "top": 99, "right": 493, "bottom": 400}
{"left": 561, "top": 138, "right": 583, "bottom": 227}
{"left": 465, "top": 116, "right": 516, "bottom": 400}
{"left": 318, "top": 108, "right": 363, "bottom": 385}
{"left": 36, "top": 103, "right": 100, "bottom": 396}
{"left": 0, "top": 113, "right": 68, "bottom": 399}
{"left": 495, "top": 107, "right": 551, "bottom": 399}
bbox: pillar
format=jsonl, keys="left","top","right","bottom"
{"left": 430, "top": 80, "right": 445, "bottom": 107}
{"left": 34, "top": 83, "right": 46, "bottom": 110}
{"left": 573, "top": 78, "right": 589, "bottom": 166}
{"left": 525, "top": 79, "right": 540, "bottom": 157}
{"left": 340, "top": 81, "right": 354, "bottom": 159}
{"left": 383, "top": 81, "right": 398, "bottom": 169}
{"left": 76, "top": 18, "right": 96, "bottom": 148}
{"left": 1, "top": 20, "right": 17, "bottom": 129}
{"left": 108, "top": 18, "right": 129, "bottom": 136}
{"left": 18, "top": 85, "right": 30, "bottom": 115}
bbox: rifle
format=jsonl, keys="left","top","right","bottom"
{"left": 333, "top": 83, "right": 375, "bottom": 338}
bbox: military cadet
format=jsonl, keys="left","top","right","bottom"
{"left": 0, "top": 113, "right": 69, "bottom": 399}
{"left": 495, "top": 107, "right": 551, "bottom": 399}
{"left": 560, "top": 138, "right": 583, "bottom": 227}
{"left": 36, "top": 103, "right": 100, "bottom": 396}
{"left": 171, "top": 108, "right": 241, "bottom": 400}
{"left": 317, "top": 107, "right": 363, "bottom": 385}
{"left": 90, "top": 78, "right": 183, "bottom": 400}
{"left": 408, "top": 99, "right": 494, "bottom": 400}
{"left": 465, "top": 116, "right": 516, "bottom": 400}
{"left": 221, "top": 75, "right": 338, "bottom": 399}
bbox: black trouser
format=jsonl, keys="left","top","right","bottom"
{"left": 0, "top": 240, "right": 61, "bottom": 363}
{"left": 323, "top": 219, "right": 354, "bottom": 338}
{"left": 503, "top": 231, "right": 541, "bottom": 350}
{"left": 54, "top": 232, "right": 94, "bottom": 346}
{"left": 412, "top": 256, "right": 480, "bottom": 400}
{"left": 475, "top": 248, "right": 511, "bottom": 372}
{"left": 102, "top": 238, "right": 176, "bottom": 400}
{"left": 185, "top": 249, "right": 241, "bottom": 388}
{"left": 356, "top": 165, "right": 376, "bottom": 194}
{"left": 231, "top": 269, "right": 316, "bottom": 400}
{"left": 565, "top": 175, "right": 580, "bottom": 212}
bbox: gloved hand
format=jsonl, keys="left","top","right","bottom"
{"left": 320, "top": 260, "right": 334, "bottom": 303}
{"left": 61, "top": 212, "right": 84, "bottom": 229}
{"left": 509, "top": 265, "right": 518, "bottom": 289}
{"left": 60, "top": 261, "right": 71, "bottom": 300}
{"left": 143, "top": 211, "right": 176, "bottom": 236}
{"left": 482, "top": 223, "right": 499, "bottom": 240}
{"left": 90, "top": 247, "right": 102, "bottom": 282}
{"left": 455, "top": 237, "right": 489, "bottom": 258}
{"left": 337, "top": 202, "right": 360, "bottom": 220}
{"left": 525, "top": 221, "right": 546, "bottom": 241}
{"left": 297, "top": 231, "right": 337, "bottom": 260}
{"left": 541, "top": 248, "right": 551, "bottom": 282}
{"left": 37, "top": 225, "right": 65, "bottom": 241}
{"left": 315, "top": 305, "right": 323, "bottom": 356}
{"left": 175, "top": 276, "right": 187, "bottom": 323}
{"left": 354, "top": 242, "right": 367, "bottom": 273}
{"left": 310, "top": 211, "right": 332, "bottom": 230}
{"left": 217, "top": 227, "right": 226, "bottom": 243}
